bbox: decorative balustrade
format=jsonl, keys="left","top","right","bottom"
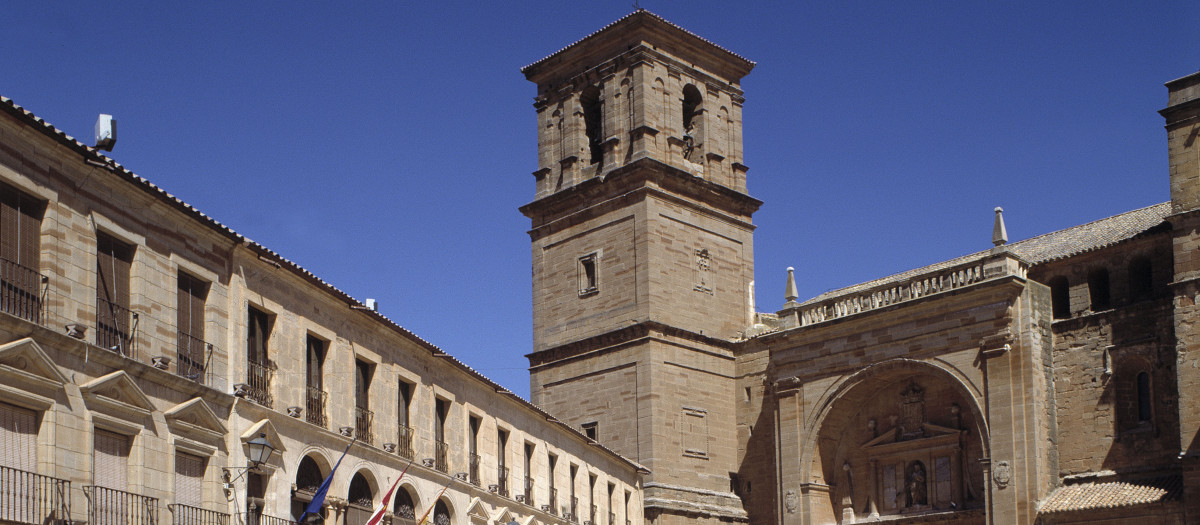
{"left": 796, "top": 256, "right": 1025, "bottom": 328}
{"left": 168, "top": 503, "right": 229, "bottom": 525}
{"left": 306, "top": 387, "right": 328, "bottom": 428}
{"left": 0, "top": 257, "right": 46, "bottom": 324}
{"left": 96, "top": 298, "right": 138, "bottom": 358}
{"left": 355, "top": 406, "right": 374, "bottom": 445}
{"left": 84, "top": 485, "right": 159, "bottom": 525}
{"left": 434, "top": 440, "right": 449, "bottom": 473}
{"left": 397, "top": 424, "right": 414, "bottom": 459}
{"left": 176, "top": 333, "right": 213, "bottom": 386}
{"left": 469, "top": 453, "right": 481, "bottom": 486}
{"left": 245, "top": 507, "right": 295, "bottom": 525}
{"left": 245, "top": 360, "right": 274, "bottom": 407}
{"left": 0, "top": 465, "right": 70, "bottom": 524}
{"left": 497, "top": 465, "right": 509, "bottom": 497}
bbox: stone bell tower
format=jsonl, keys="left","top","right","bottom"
{"left": 521, "top": 11, "right": 759, "bottom": 525}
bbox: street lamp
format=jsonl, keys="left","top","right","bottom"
{"left": 223, "top": 433, "right": 277, "bottom": 483}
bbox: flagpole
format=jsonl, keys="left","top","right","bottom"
{"left": 299, "top": 436, "right": 357, "bottom": 523}
{"left": 365, "top": 457, "right": 415, "bottom": 525}
{"left": 415, "top": 474, "right": 460, "bottom": 525}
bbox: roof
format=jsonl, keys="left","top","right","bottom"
{"left": 0, "top": 95, "right": 647, "bottom": 475}
{"left": 522, "top": 9, "right": 754, "bottom": 82}
{"left": 1038, "top": 475, "right": 1182, "bottom": 514}
{"left": 797, "top": 202, "right": 1171, "bottom": 306}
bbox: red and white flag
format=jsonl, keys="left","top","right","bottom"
{"left": 366, "top": 459, "right": 413, "bottom": 525}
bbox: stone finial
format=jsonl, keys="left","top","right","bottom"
{"left": 785, "top": 267, "right": 799, "bottom": 304}
{"left": 992, "top": 207, "right": 1008, "bottom": 247}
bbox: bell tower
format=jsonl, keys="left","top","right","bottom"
{"left": 521, "top": 11, "right": 759, "bottom": 525}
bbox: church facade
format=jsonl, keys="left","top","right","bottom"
{"left": 522, "top": 10, "right": 1200, "bottom": 525}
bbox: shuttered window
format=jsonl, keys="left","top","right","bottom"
{"left": 96, "top": 234, "right": 134, "bottom": 353}
{"left": 93, "top": 429, "right": 129, "bottom": 490}
{"left": 175, "top": 452, "right": 205, "bottom": 508}
{"left": 0, "top": 181, "right": 44, "bottom": 268}
{"left": 177, "top": 273, "right": 209, "bottom": 380}
{"left": 247, "top": 307, "right": 270, "bottom": 365}
{"left": 0, "top": 402, "right": 36, "bottom": 471}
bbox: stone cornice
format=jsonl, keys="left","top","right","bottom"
{"left": 527, "top": 320, "right": 737, "bottom": 369}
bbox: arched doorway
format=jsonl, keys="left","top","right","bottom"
{"left": 801, "top": 361, "right": 987, "bottom": 523}
{"left": 345, "top": 471, "right": 376, "bottom": 525}
{"left": 292, "top": 455, "right": 328, "bottom": 522}
{"left": 433, "top": 499, "right": 451, "bottom": 525}
{"left": 393, "top": 486, "right": 417, "bottom": 525}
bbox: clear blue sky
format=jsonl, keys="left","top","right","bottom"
{"left": 5, "top": 2, "right": 1196, "bottom": 399}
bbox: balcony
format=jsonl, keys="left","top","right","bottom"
{"left": 244, "top": 360, "right": 274, "bottom": 408}
{"left": 305, "top": 386, "right": 328, "bottom": 428}
{"left": 570, "top": 496, "right": 579, "bottom": 523}
{"left": 355, "top": 406, "right": 374, "bottom": 445}
{"left": 84, "top": 485, "right": 159, "bottom": 525}
{"left": 609, "top": 512, "right": 615, "bottom": 525}
{"left": 168, "top": 503, "right": 229, "bottom": 525}
{"left": 434, "top": 440, "right": 449, "bottom": 473}
{"left": 549, "top": 488, "right": 558, "bottom": 516}
{"left": 0, "top": 465, "right": 70, "bottom": 524}
{"left": 496, "top": 465, "right": 509, "bottom": 498}
{"left": 524, "top": 476, "right": 534, "bottom": 506}
{"left": 0, "top": 257, "right": 46, "bottom": 324}
{"left": 397, "top": 424, "right": 414, "bottom": 459}
{"left": 469, "top": 453, "right": 481, "bottom": 486}
{"left": 245, "top": 506, "right": 296, "bottom": 525}
{"left": 177, "top": 332, "right": 214, "bottom": 386}
{"left": 96, "top": 298, "right": 138, "bottom": 358}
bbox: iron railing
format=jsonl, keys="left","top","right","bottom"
{"left": 397, "top": 424, "right": 414, "bottom": 459}
{"left": 524, "top": 476, "right": 534, "bottom": 506}
{"left": 97, "top": 298, "right": 138, "bottom": 358}
{"left": 305, "top": 386, "right": 328, "bottom": 428}
{"left": 549, "top": 488, "right": 558, "bottom": 516}
{"left": 570, "top": 496, "right": 579, "bottom": 523}
{"left": 355, "top": 406, "right": 374, "bottom": 445}
{"left": 245, "top": 360, "right": 274, "bottom": 407}
{"left": 344, "top": 504, "right": 373, "bottom": 525}
{"left": 168, "top": 503, "right": 229, "bottom": 525}
{"left": 84, "top": 485, "right": 159, "bottom": 525}
{"left": 176, "top": 332, "right": 213, "bottom": 386}
{"left": 591, "top": 503, "right": 597, "bottom": 525}
{"left": 245, "top": 506, "right": 295, "bottom": 525}
{"left": 0, "top": 465, "right": 70, "bottom": 524}
{"left": 391, "top": 515, "right": 417, "bottom": 525}
{"left": 469, "top": 453, "right": 481, "bottom": 486}
{"left": 434, "top": 440, "right": 449, "bottom": 473}
{"left": 497, "top": 465, "right": 509, "bottom": 498}
{"left": 0, "top": 257, "right": 46, "bottom": 324}
{"left": 609, "top": 512, "right": 615, "bottom": 525}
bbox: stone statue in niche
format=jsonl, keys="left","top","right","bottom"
{"left": 898, "top": 381, "right": 926, "bottom": 440}
{"left": 905, "top": 461, "right": 928, "bottom": 507}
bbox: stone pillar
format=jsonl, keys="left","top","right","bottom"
{"left": 774, "top": 378, "right": 803, "bottom": 525}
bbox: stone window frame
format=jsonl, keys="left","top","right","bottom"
{"left": 578, "top": 251, "right": 601, "bottom": 297}
{"left": 681, "top": 406, "right": 709, "bottom": 459}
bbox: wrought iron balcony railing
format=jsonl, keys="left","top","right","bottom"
{"left": 96, "top": 298, "right": 138, "bottom": 358}
{"left": 0, "top": 257, "right": 46, "bottom": 325}
{"left": 524, "top": 476, "right": 534, "bottom": 506}
{"left": 570, "top": 496, "right": 579, "bottom": 523}
{"left": 305, "top": 386, "right": 328, "bottom": 428}
{"left": 84, "top": 485, "right": 159, "bottom": 525}
{"left": 176, "top": 332, "right": 213, "bottom": 386}
{"left": 168, "top": 503, "right": 229, "bottom": 525}
{"left": 434, "top": 440, "right": 449, "bottom": 473}
{"left": 355, "top": 406, "right": 374, "bottom": 445}
{"left": 0, "top": 465, "right": 70, "bottom": 524}
{"left": 397, "top": 424, "right": 414, "bottom": 459}
{"left": 609, "top": 512, "right": 615, "bottom": 525}
{"left": 245, "top": 506, "right": 295, "bottom": 525}
{"left": 245, "top": 360, "right": 274, "bottom": 408}
{"left": 497, "top": 465, "right": 509, "bottom": 498}
{"left": 549, "top": 487, "right": 558, "bottom": 516}
{"left": 469, "top": 453, "right": 481, "bottom": 486}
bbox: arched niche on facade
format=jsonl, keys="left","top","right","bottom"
{"left": 291, "top": 453, "right": 330, "bottom": 521}
{"left": 433, "top": 497, "right": 453, "bottom": 525}
{"left": 393, "top": 483, "right": 419, "bottom": 524}
{"left": 801, "top": 359, "right": 988, "bottom": 522}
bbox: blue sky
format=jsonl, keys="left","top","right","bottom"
{"left": 5, "top": 2, "right": 1197, "bottom": 399}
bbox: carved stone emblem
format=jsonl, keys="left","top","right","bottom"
{"left": 287, "top": 406, "right": 303, "bottom": 418}
{"left": 992, "top": 461, "right": 1011, "bottom": 489}
{"left": 898, "top": 382, "right": 926, "bottom": 440}
{"left": 784, "top": 489, "right": 798, "bottom": 514}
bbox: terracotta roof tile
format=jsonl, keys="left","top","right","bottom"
{"left": 1038, "top": 475, "right": 1182, "bottom": 514}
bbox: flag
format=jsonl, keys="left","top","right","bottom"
{"left": 416, "top": 477, "right": 456, "bottom": 525}
{"left": 300, "top": 438, "right": 355, "bottom": 522}
{"left": 366, "top": 459, "right": 414, "bottom": 525}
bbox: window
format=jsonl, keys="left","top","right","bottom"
{"left": 524, "top": 442, "right": 535, "bottom": 504}
{"left": 174, "top": 452, "right": 205, "bottom": 509}
{"left": 1137, "top": 371, "right": 1153, "bottom": 422}
{"left": 1129, "top": 256, "right": 1153, "bottom": 300}
{"left": 582, "top": 421, "right": 598, "bottom": 441}
{"left": 1049, "top": 276, "right": 1070, "bottom": 319}
{"left": 245, "top": 307, "right": 273, "bottom": 407}
{"left": 682, "top": 84, "right": 702, "bottom": 134}
{"left": 1088, "top": 268, "right": 1111, "bottom": 310}
{"left": 0, "top": 402, "right": 36, "bottom": 471}
{"left": 469, "top": 415, "right": 482, "bottom": 485}
{"left": 570, "top": 464, "right": 579, "bottom": 521}
{"left": 549, "top": 454, "right": 559, "bottom": 515}
{"left": 497, "top": 428, "right": 510, "bottom": 497}
{"left": 93, "top": 429, "right": 130, "bottom": 490}
{"left": 578, "top": 252, "right": 599, "bottom": 296}
{"left": 581, "top": 85, "right": 604, "bottom": 165}
{"left": 305, "top": 335, "right": 327, "bottom": 428}
{"left": 0, "top": 181, "right": 46, "bottom": 323}
{"left": 177, "top": 272, "right": 209, "bottom": 383}
{"left": 434, "top": 398, "right": 449, "bottom": 473}
{"left": 354, "top": 359, "right": 374, "bottom": 444}
{"left": 96, "top": 233, "right": 135, "bottom": 355}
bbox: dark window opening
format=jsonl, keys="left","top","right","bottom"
{"left": 579, "top": 253, "right": 599, "bottom": 296}
{"left": 96, "top": 233, "right": 135, "bottom": 355}
{"left": 1088, "top": 268, "right": 1111, "bottom": 310}
{"left": 245, "top": 306, "right": 273, "bottom": 407}
{"left": 305, "top": 336, "right": 328, "bottom": 428}
{"left": 1137, "top": 371, "right": 1152, "bottom": 422}
{"left": 355, "top": 359, "right": 375, "bottom": 444}
{"left": 682, "top": 84, "right": 702, "bottom": 134}
{"left": 177, "top": 272, "right": 209, "bottom": 383}
{"left": 0, "top": 181, "right": 46, "bottom": 324}
{"left": 581, "top": 86, "right": 604, "bottom": 165}
{"left": 582, "top": 422, "right": 598, "bottom": 441}
{"left": 347, "top": 472, "right": 373, "bottom": 507}
{"left": 1049, "top": 276, "right": 1070, "bottom": 319}
{"left": 1129, "top": 256, "right": 1153, "bottom": 300}
{"left": 398, "top": 381, "right": 412, "bottom": 426}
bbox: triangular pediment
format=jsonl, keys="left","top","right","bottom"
{"left": 0, "top": 338, "right": 69, "bottom": 393}
{"left": 492, "top": 506, "right": 515, "bottom": 524}
{"left": 862, "top": 423, "right": 962, "bottom": 450}
{"left": 166, "top": 397, "right": 227, "bottom": 442}
{"left": 241, "top": 418, "right": 286, "bottom": 456}
{"left": 80, "top": 370, "right": 155, "bottom": 419}
{"left": 466, "top": 497, "right": 488, "bottom": 521}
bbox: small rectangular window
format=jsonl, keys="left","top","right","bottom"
{"left": 582, "top": 421, "right": 598, "bottom": 441}
{"left": 578, "top": 252, "right": 599, "bottom": 296}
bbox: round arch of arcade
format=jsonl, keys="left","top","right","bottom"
{"left": 797, "top": 358, "right": 989, "bottom": 521}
